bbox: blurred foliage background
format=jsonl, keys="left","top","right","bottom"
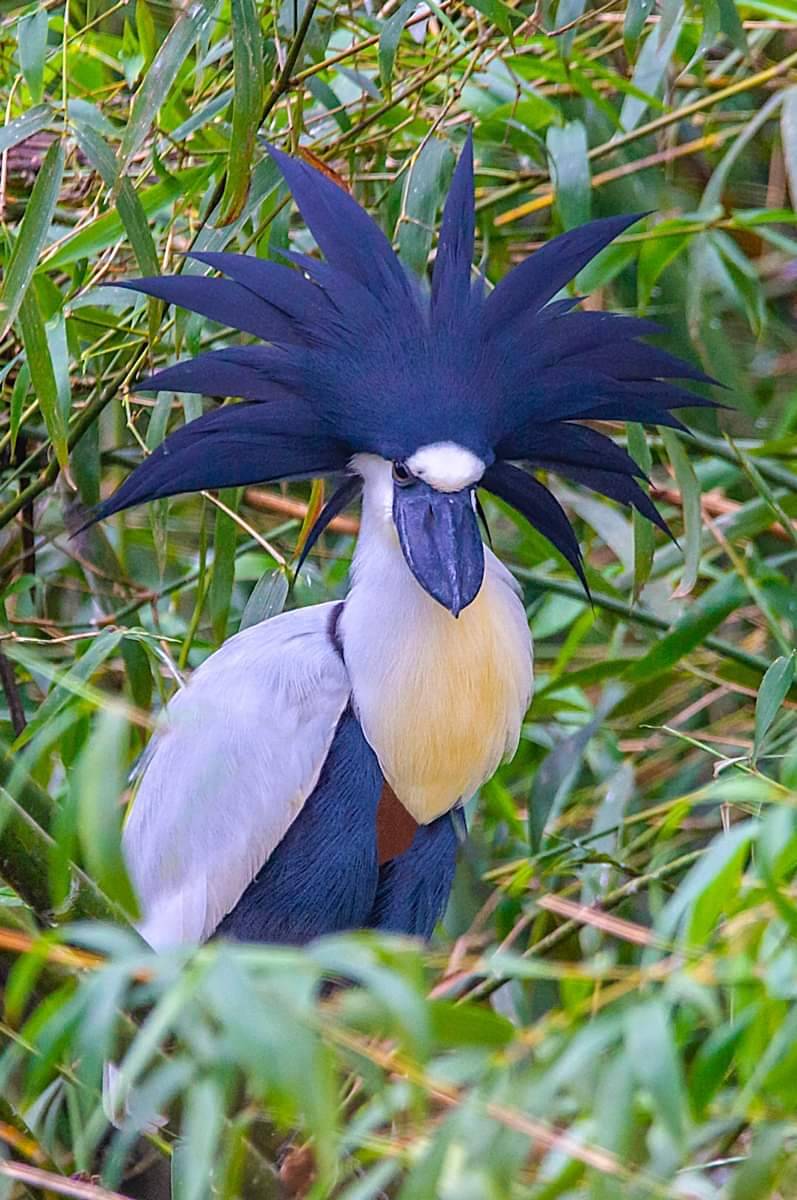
{"left": 1, "top": 0, "right": 797, "bottom": 1196}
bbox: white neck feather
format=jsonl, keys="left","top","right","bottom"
{"left": 340, "top": 456, "right": 534, "bottom": 823}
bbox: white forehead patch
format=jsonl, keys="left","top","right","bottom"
{"left": 407, "top": 442, "right": 485, "bottom": 493}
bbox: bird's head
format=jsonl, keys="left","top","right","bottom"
{"left": 350, "top": 445, "right": 487, "bottom": 617}
{"left": 88, "top": 136, "right": 719, "bottom": 615}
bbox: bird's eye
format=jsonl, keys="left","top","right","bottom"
{"left": 392, "top": 461, "right": 414, "bottom": 486}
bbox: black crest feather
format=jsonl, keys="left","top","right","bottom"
{"left": 90, "top": 135, "right": 720, "bottom": 586}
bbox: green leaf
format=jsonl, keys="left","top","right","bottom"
{"left": 624, "top": 1001, "right": 686, "bottom": 1143}
{"left": 137, "top": 0, "right": 157, "bottom": 66}
{"left": 529, "top": 711, "right": 602, "bottom": 851}
{"left": 429, "top": 1000, "right": 513, "bottom": 1048}
{"left": 74, "top": 709, "right": 138, "bottom": 915}
{"left": 757, "top": 806, "right": 797, "bottom": 936}
{"left": 210, "top": 490, "right": 239, "bottom": 643}
{"left": 0, "top": 138, "right": 63, "bottom": 338}
{"left": 783, "top": 88, "right": 797, "bottom": 210}
{"left": 379, "top": 0, "right": 417, "bottom": 90}
{"left": 685, "top": 830, "right": 747, "bottom": 948}
{"left": 239, "top": 569, "right": 289, "bottom": 631}
{"left": 625, "top": 574, "right": 747, "bottom": 682}
{"left": 732, "top": 440, "right": 797, "bottom": 550}
{"left": 714, "top": 230, "right": 766, "bottom": 336}
{"left": 8, "top": 359, "right": 30, "bottom": 458}
{"left": 624, "top": 0, "right": 655, "bottom": 55}
{"left": 17, "top": 7, "right": 48, "bottom": 104}
{"left": 657, "top": 824, "right": 753, "bottom": 944}
{"left": 44, "top": 164, "right": 211, "bottom": 270}
{"left": 689, "top": 1010, "right": 757, "bottom": 1116}
{"left": 397, "top": 138, "right": 454, "bottom": 277}
{"left": 115, "top": 1, "right": 213, "bottom": 185}
{"left": 121, "top": 639, "right": 154, "bottom": 713}
{"left": 469, "top": 0, "right": 515, "bottom": 36}
{"left": 547, "top": 119, "right": 590, "bottom": 230}
{"left": 307, "top": 76, "right": 351, "bottom": 132}
{"left": 554, "top": 0, "right": 585, "bottom": 53}
{"left": 661, "top": 429, "right": 701, "bottom": 598}
{"left": 72, "top": 115, "right": 160, "bottom": 277}
{"left": 628, "top": 424, "right": 654, "bottom": 598}
{"left": 174, "top": 1077, "right": 225, "bottom": 1200}
{"left": 120, "top": 18, "right": 145, "bottom": 87}
{"left": 339, "top": 1162, "right": 401, "bottom": 1200}
{"left": 218, "top": 0, "right": 265, "bottom": 224}
{"left": 728, "top": 1123, "right": 786, "bottom": 1200}
{"left": 0, "top": 103, "right": 50, "bottom": 154}
{"left": 638, "top": 222, "right": 691, "bottom": 310}
{"left": 16, "top": 287, "right": 68, "bottom": 470}
{"left": 12, "top": 630, "right": 124, "bottom": 750}
{"left": 717, "top": 0, "right": 749, "bottom": 55}
{"left": 620, "top": 11, "right": 683, "bottom": 132}
{"left": 754, "top": 652, "right": 795, "bottom": 762}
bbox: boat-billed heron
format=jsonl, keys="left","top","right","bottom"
{"left": 90, "top": 136, "right": 716, "bottom": 949}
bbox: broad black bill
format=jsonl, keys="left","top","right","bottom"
{"left": 393, "top": 481, "right": 484, "bottom": 617}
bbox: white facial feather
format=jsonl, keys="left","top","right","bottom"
{"left": 406, "top": 442, "right": 485, "bottom": 492}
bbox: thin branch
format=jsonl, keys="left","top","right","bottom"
{"left": 0, "top": 647, "right": 26, "bottom": 736}
{"left": 0, "top": 1161, "right": 133, "bottom": 1200}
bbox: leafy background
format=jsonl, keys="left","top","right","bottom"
{"left": 1, "top": 0, "right": 797, "bottom": 1196}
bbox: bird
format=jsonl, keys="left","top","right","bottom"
{"left": 89, "top": 135, "right": 717, "bottom": 951}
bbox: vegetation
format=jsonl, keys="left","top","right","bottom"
{"left": 1, "top": 0, "right": 797, "bottom": 1195}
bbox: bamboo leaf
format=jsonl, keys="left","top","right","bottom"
{"left": 728, "top": 1124, "right": 786, "bottom": 1200}
{"left": 624, "top": 1001, "right": 686, "bottom": 1143}
{"left": 239, "top": 570, "right": 289, "bottom": 631}
{"left": 626, "top": 574, "right": 747, "bottom": 682}
{"left": 397, "top": 139, "right": 453, "bottom": 276}
{"left": 780, "top": 87, "right": 797, "bottom": 217}
{"left": 637, "top": 220, "right": 692, "bottom": 310}
{"left": 74, "top": 709, "right": 139, "bottom": 916}
{"left": 218, "top": 0, "right": 265, "bottom": 224}
{"left": 379, "top": 0, "right": 417, "bottom": 90}
{"left": 624, "top": 0, "right": 655, "bottom": 55}
{"left": 661, "top": 428, "right": 701, "bottom": 598}
{"left": 619, "top": 11, "right": 683, "bottom": 132}
{"left": 628, "top": 424, "right": 654, "bottom": 599}
{"left": 17, "top": 7, "right": 48, "bottom": 104}
{"left": 210, "top": 489, "right": 239, "bottom": 644}
{"left": 11, "top": 631, "right": 124, "bottom": 751}
{"left": 717, "top": 0, "right": 749, "bottom": 56}
{"left": 115, "top": 1, "right": 213, "bottom": 185}
{"left": 754, "top": 653, "right": 795, "bottom": 762}
{"left": 16, "top": 287, "right": 68, "bottom": 470}
{"left": 547, "top": 119, "right": 590, "bottom": 230}
{"left": 0, "top": 103, "right": 50, "bottom": 154}
{"left": 72, "top": 116, "right": 159, "bottom": 277}
{"left": 0, "top": 138, "right": 63, "bottom": 338}
{"left": 468, "top": 0, "right": 515, "bottom": 36}
{"left": 43, "top": 164, "right": 211, "bottom": 270}
{"left": 529, "top": 711, "right": 602, "bottom": 851}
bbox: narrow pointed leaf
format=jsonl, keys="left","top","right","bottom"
{"left": 661, "top": 429, "right": 701, "bottom": 597}
{"left": 218, "top": 0, "right": 265, "bottom": 224}
{"left": 18, "top": 8, "right": 48, "bottom": 104}
{"left": 115, "top": 1, "right": 213, "bottom": 184}
{"left": 379, "top": 0, "right": 417, "bottom": 88}
{"left": 16, "top": 288, "right": 69, "bottom": 470}
{"left": 754, "top": 653, "right": 795, "bottom": 762}
{"left": 0, "top": 138, "right": 64, "bottom": 338}
{"left": 0, "top": 104, "right": 50, "bottom": 154}
{"left": 72, "top": 119, "right": 159, "bottom": 277}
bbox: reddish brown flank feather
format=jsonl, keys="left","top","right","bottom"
{"left": 376, "top": 784, "right": 417, "bottom": 864}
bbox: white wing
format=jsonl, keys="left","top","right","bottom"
{"left": 125, "top": 602, "right": 350, "bottom": 949}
